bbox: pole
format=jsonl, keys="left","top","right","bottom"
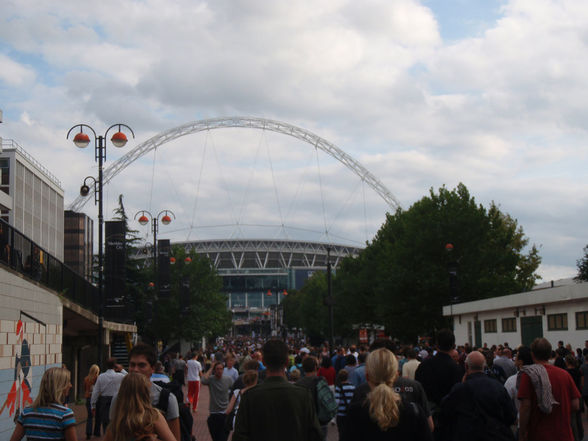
{"left": 153, "top": 217, "right": 158, "bottom": 280}
{"left": 327, "top": 247, "right": 334, "bottom": 350}
{"left": 97, "top": 136, "right": 105, "bottom": 367}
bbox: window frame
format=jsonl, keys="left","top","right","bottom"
{"left": 547, "top": 313, "right": 568, "bottom": 331}
{"left": 484, "top": 319, "right": 497, "bottom": 333}
{"left": 502, "top": 317, "right": 517, "bottom": 333}
{"left": 576, "top": 311, "right": 588, "bottom": 330}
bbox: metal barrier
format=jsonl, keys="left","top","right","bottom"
{"left": 0, "top": 219, "right": 133, "bottom": 323}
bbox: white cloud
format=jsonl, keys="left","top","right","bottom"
{"left": 1, "top": 0, "right": 588, "bottom": 281}
{"left": 0, "top": 54, "right": 36, "bottom": 86}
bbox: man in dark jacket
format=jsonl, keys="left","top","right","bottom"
{"left": 415, "top": 329, "right": 462, "bottom": 410}
{"left": 439, "top": 351, "right": 516, "bottom": 441}
{"left": 233, "top": 339, "right": 322, "bottom": 441}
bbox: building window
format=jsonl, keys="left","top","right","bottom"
{"left": 547, "top": 313, "right": 568, "bottom": 331}
{"left": 502, "top": 317, "right": 517, "bottom": 332}
{"left": 484, "top": 319, "right": 497, "bottom": 333}
{"left": 576, "top": 311, "right": 588, "bottom": 330}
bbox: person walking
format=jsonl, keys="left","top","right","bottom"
{"left": 10, "top": 367, "right": 76, "bottom": 441}
{"left": 201, "top": 361, "right": 233, "bottom": 441}
{"left": 438, "top": 351, "right": 516, "bottom": 441}
{"left": 518, "top": 338, "right": 581, "bottom": 441}
{"left": 109, "top": 344, "right": 181, "bottom": 441}
{"left": 105, "top": 373, "right": 175, "bottom": 441}
{"left": 233, "top": 339, "right": 322, "bottom": 441}
{"left": 90, "top": 358, "right": 126, "bottom": 435}
{"left": 186, "top": 352, "right": 203, "bottom": 413}
{"left": 84, "top": 364, "right": 100, "bottom": 440}
{"left": 334, "top": 369, "right": 355, "bottom": 439}
{"left": 341, "top": 348, "right": 432, "bottom": 441}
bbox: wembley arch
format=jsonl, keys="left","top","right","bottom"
{"left": 68, "top": 116, "right": 400, "bottom": 212}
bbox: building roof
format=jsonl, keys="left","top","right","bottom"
{"left": 442, "top": 280, "right": 588, "bottom": 316}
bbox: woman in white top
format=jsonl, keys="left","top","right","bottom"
{"left": 224, "top": 370, "right": 258, "bottom": 432}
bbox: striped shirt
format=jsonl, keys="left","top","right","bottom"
{"left": 334, "top": 383, "right": 355, "bottom": 417}
{"left": 17, "top": 404, "right": 76, "bottom": 441}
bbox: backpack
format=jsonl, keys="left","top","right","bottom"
{"left": 156, "top": 386, "right": 195, "bottom": 441}
{"left": 313, "top": 377, "right": 338, "bottom": 425}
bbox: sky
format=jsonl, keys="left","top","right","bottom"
{"left": 1, "top": 0, "right": 587, "bottom": 283}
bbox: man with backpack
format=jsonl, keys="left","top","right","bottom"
{"left": 109, "top": 343, "right": 182, "bottom": 441}
{"left": 296, "top": 356, "right": 338, "bottom": 441}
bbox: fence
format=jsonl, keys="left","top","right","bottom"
{"left": 0, "top": 219, "right": 133, "bottom": 323}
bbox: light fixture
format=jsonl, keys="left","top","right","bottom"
{"left": 73, "top": 132, "right": 90, "bottom": 148}
{"left": 111, "top": 131, "right": 128, "bottom": 148}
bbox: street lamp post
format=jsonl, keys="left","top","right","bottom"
{"left": 325, "top": 247, "right": 335, "bottom": 350}
{"left": 445, "top": 243, "right": 458, "bottom": 328}
{"left": 68, "top": 123, "right": 134, "bottom": 367}
{"left": 134, "top": 210, "right": 175, "bottom": 276}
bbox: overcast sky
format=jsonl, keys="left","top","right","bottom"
{"left": 1, "top": 0, "right": 587, "bottom": 282}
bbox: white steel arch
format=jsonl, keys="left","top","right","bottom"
{"left": 69, "top": 116, "right": 401, "bottom": 212}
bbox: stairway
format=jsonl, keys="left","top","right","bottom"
{"left": 111, "top": 333, "right": 130, "bottom": 369}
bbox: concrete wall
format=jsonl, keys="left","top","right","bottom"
{"left": 0, "top": 268, "right": 62, "bottom": 441}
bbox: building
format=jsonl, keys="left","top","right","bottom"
{"left": 444, "top": 279, "right": 588, "bottom": 348}
{"left": 64, "top": 210, "right": 93, "bottom": 279}
{"left": 177, "top": 239, "right": 362, "bottom": 335}
{"left": 0, "top": 139, "right": 64, "bottom": 260}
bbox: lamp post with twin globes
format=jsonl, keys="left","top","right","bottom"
{"left": 134, "top": 209, "right": 175, "bottom": 277}
{"left": 68, "top": 123, "right": 135, "bottom": 367}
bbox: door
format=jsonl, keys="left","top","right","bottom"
{"left": 474, "top": 321, "right": 482, "bottom": 348}
{"left": 521, "top": 316, "right": 543, "bottom": 346}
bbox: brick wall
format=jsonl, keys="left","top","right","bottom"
{"left": 0, "top": 268, "right": 63, "bottom": 441}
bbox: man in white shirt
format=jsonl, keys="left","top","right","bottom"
{"left": 186, "top": 352, "right": 202, "bottom": 413}
{"left": 223, "top": 355, "right": 239, "bottom": 383}
{"left": 401, "top": 348, "right": 421, "bottom": 380}
{"left": 90, "top": 358, "right": 126, "bottom": 435}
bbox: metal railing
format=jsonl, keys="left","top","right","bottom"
{"left": 0, "top": 219, "right": 133, "bottom": 323}
{"left": 1, "top": 139, "right": 63, "bottom": 188}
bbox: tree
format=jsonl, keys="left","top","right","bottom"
{"left": 334, "top": 183, "right": 541, "bottom": 341}
{"left": 282, "top": 272, "right": 329, "bottom": 341}
{"left": 144, "top": 245, "right": 232, "bottom": 343}
{"left": 576, "top": 245, "right": 588, "bottom": 282}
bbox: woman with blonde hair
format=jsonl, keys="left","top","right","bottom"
{"left": 104, "top": 373, "right": 175, "bottom": 441}
{"left": 84, "top": 364, "right": 100, "bottom": 439}
{"left": 341, "top": 348, "right": 432, "bottom": 441}
{"left": 10, "top": 367, "right": 77, "bottom": 441}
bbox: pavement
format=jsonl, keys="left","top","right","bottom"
{"left": 70, "top": 387, "right": 588, "bottom": 441}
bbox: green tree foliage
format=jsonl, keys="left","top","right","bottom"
{"left": 281, "top": 272, "right": 329, "bottom": 341}
{"left": 576, "top": 245, "right": 588, "bottom": 282}
{"left": 334, "top": 183, "right": 541, "bottom": 341}
{"left": 140, "top": 246, "right": 232, "bottom": 343}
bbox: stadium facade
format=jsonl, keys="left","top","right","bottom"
{"left": 175, "top": 239, "right": 363, "bottom": 334}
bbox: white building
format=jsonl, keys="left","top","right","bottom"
{"left": 443, "top": 279, "right": 588, "bottom": 349}
{"left": 0, "top": 139, "right": 64, "bottom": 260}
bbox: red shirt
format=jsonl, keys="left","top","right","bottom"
{"left": 318, "top": 366, "right": 336, "bottom": 386}
{"left": 518, "top": 363, "right": 581, "bottom": 441}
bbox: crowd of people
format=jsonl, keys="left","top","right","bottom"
{"left": 8, "top": 333, "right": 588, "bottom": 441}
